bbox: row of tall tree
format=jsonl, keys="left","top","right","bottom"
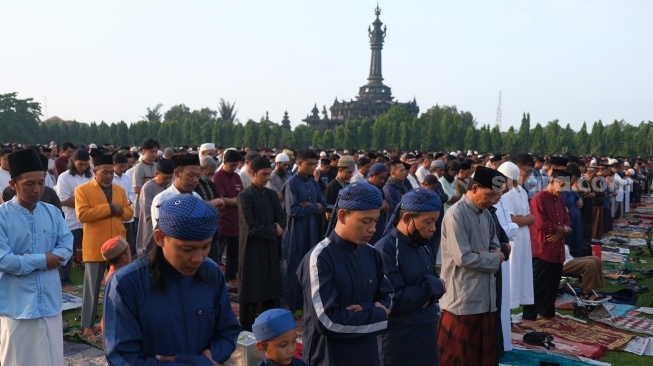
{"left": 2, "top": 92, "right": 653, "bottom": 156}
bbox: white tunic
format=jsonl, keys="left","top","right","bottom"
{"left": 506, "top": 186, "right": 534, "bottom": 308}
{"left": 493, "top": 197, "right": 517, "bottom": 352}
{"left": 54, "top": 170, "right": 94, "bottom": 231}
{"left": 150, "top": 184, "right": 202, "bottom": 229}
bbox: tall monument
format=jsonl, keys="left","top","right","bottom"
{"left": 304, "top": 6, "right": 419, "bottom": 132}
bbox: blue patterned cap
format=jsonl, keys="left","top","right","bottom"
{"left": 253, "top": 308, "right": 296, "bottom": 341}
{"left": 158, "top": 194, "right": 219, "bottom": 241}
{"left": 384, "top": 188, "right": 442, "bottom": 236}
{"left": 326, "top": 182, "right": 383, "bottom": 237}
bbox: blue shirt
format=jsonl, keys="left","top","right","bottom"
{"left": 0, "top": 198, "right": 73, "bottom": 319}
{"left": 103, "top": 257, "right": 242, "bottom": 366}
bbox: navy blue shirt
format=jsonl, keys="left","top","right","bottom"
{"left": 297, "top": 232, "right": 393, "bottom": 366}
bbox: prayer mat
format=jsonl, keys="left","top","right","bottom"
{"left": 520, "top": 315, "right": 634, "bottom": 350}
{"left": 590, "top": 312, "right": 653, "bottom": 337}
{"left": 500, "top": 348, "right": 605, "bottom": 365}
{"left": 64, "top": 324, "right": 104, "bottom": 350}
{"left": 62, "top": 292, "right": 83, "bottom": 311}
{"left": 64, "top": 283, "right": 104, "bottom": 302}
{"left": 511, "top": 329, "right": 608, "bottom": 359}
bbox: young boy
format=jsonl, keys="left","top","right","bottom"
{"left": 101, "top": 236, "right": 131, "bottom": 284}
{"left": 253, "top": 309, "right": 307, "bottom": 366}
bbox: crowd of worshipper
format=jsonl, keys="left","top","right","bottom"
{"left": 0, "top": 138, "right": 649, "bottom": 366}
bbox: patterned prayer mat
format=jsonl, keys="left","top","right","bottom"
{"left": 64, "top": 324, "right": 104, "bottom": 350}
{"left": 590, "top": 312, "right": 653, "bottom": 337}
{"left": 520, "top": 315, "right": 634, "bottom": 350}
{"left": 511, "top": 328, "right": 607, "bottom": 359}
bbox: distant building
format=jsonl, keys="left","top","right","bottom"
{"left": 260, "top": 111, "right": 292, "bottom": 130}
{"left": 304, "top": 6, "right": 419, "bottom": 132}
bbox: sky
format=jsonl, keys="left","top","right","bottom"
{"left": 2, "top": 1, "right": 652, "bottom": 132}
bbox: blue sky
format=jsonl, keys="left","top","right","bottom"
{"left": 2, "top": 1, "right": 651, "bottom": 132}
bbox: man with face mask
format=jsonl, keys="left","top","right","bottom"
{"left": 438, "top": 166, "right": 506, "bottom": 366}
{"left": 267, "top": 153, "right": 291, "bottom": 201}
{"left": 195, "top": 156, "right": 226, "bottom": 263}
{"left": 375, "top": 188, "right": 445, "bottom": 366}
{"left": 522, "top": 169, "right": 572, "bottom": 323}
{"left": 75, "top": 154, "right": 133, "bottom": 339}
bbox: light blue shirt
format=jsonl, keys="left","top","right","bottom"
{"left": 0, "top": 198, "right": 73, "bottom": 319}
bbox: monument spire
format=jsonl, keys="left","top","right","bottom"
{"left": 367, "top": 4, "right": 386, "bottom": 86}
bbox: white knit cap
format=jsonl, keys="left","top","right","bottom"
{"left": 498, "top": 162, "right": 520, "bottom": 181}
{"left": 199, "top": 143, "right": 216, "bottom": 154}
{"left": 275, "top": 153, "right": 290, "bottom": 163}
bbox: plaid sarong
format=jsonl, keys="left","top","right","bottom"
{"left": 437, "top": 310, "right": 497, "bottom": 366}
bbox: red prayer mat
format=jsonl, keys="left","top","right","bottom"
{"left": 520, "top": 315, "right": 634, "bottom": 350}
{"left": 511, "top": 327, "right": 607, "bottom": 359}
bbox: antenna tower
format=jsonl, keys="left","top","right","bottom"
{"left": 495, "top": 90, "right": 502, "bottom": 130}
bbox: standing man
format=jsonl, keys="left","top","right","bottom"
{"left": 199, "top": 142, "right": 216, "bottom": 158}
{"left": 375, "top": 188, "right": 445, "bottom": 366}
{"left": 267, "top": 153, "right": 291, "bottom": 200}
{"left": 522, "top": 169, "right": 572, "bottom": 322}
{"left": 453, "top": 162, "right": 472, "bottom": 197}
{"left": 367, "top": 163, "right": 391, "bottom": 245}
{"left": 350, "top": 157, "right": 371, "bottom": 183}
{"left": 103, "top": 194, "right": 241, "bottom": 365}
{"left": 281, "top": 149, "right": 327, "bottom": 313}
{"left": 54, "top": 142, "right": 76, "bottom": 177}
{"left": 151, "top": 155, "right": 203, "bottom": 229}
{"left": 237, "top": 157, "right": 287, "bottom": 331}
{"left": 55, "top": 148, "right": 94, "bottom": 290}
{"left": 383, "top": 160, "right": 409, "bottom": 219}
{"left": 76, "top": 154, "right": 133, "bottom": 339}
{"left": 135, "top": 159, "right": 174, "bottom": 256}
{"left": 239, "top": 151, "right": 260, "bottom": 189}
{"left": 438, "top": 166, "right": 506, "bottom": 366}
{"left": 297, "top": 182, "right": 393, "bottom": 366}
{"left": 132, "top": 138, "right": 160, "bottom": 240}
{"left": 416, "top": 154, "right": 433, "bottom": 184}
{"left": 324, "top": 155, "right": 356, "bottom": 221}
{"left": 0, "top": 149, "right": 12, "bottom": 192}
{"left": 439, "top": 160, "right": 462, "bottom": 212}
{"left": 0, "top": 149, "right": 73, "bottom": 366}
{"left": 113, "top": 153, "right": 136, "bottom": 256}
{"left": 212, "top": 149, "right": 243, "bottom": 287}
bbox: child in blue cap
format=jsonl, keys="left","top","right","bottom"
{"left": 253, "top": 309, "right": 307, "bottom": 366}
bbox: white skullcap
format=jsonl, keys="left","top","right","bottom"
{"left": 627, "top": 168, "right": 636, "bottom": 175}
{"left": 320, "top": 151, "right": 327, "bottom": 157}
{"left": 89, "top": 143, "right": 97, "bottom": 149}
{"left": 199, "top": 143, "right": 215, "bottom": 154}
{"left": 157, "top": 150, "right": 163, "bottom": 156}
{"left": 608, "top": 158, "right": 618, "bottom": 165}
{"left": 130, "top": 146, "right": 139, "bottom": 152}
{"left": 275, "top": 153, "right": 290, "bottom": 163}
{"left": 498, "top": 162, "right": 520, "bottom": 181}
{"left": 624, "top": 161, "right": 630, "bottom": 167}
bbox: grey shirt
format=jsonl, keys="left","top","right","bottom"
{"left": 266, "top": 169, "right": 289, "bottom": 193}
{"left": 439, "top": 194, "right": 501, "bottom": 316}
{"left": 135, "top": 179, "right": 169, "bottom": 254}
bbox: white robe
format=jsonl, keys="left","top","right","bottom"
{"left": 493, "top": 198, "right": 518, "bottom": 352}
{"left": 506, "top": 187, "right": 534, "bottom": 308}
{"left": 0, "top": 314, "right": 63, "bottom": 366}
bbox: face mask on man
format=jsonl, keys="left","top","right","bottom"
{"left": 409, "top": 218, "right": 430, "bottom": 246}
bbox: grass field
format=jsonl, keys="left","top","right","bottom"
{"left": 512, "top": 248, "right": 653, "bottom": 366}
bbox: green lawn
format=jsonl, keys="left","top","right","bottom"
{"left": 512, "top": 249, "right": 653, "bottom": 366}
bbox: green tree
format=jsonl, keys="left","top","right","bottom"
{"left": 589, "top": 120, "right": 604, "bottom": 154}
{"left": 311, "top": 131, "right": 322, "bottom": 149}
{"left": 344, "top": 119, "right": 359, "bottom": 148}
{"left": 602, "top": 120, "right": 623, "bottom": 156}
{"left": 517, "top": 112, "right": 530, "bottom": 151}
{"left": 243, "top": 120, "right": 259, "bottom": 148}
{"left": 217, "top": 99, "right": 238, "bottom": 124}
{"left": 399, "top": 121, "right": 410, "bottom": 151}
{"left": 531, "top": 123, "right": 544, "bottom": 153}
{"left": 502, "top": 126, "right": 517, "bottom": 153}
{"left": 323, "top": 130, "right": 335, "bottom": 149}
{"left": 574, "top": 122, "right": 589, "bottom": 155}
{"left": 560, "top": 124, "right": 575, "bottom": 153}
{"left": 97, "top": 122, "right": 110, "bottom": 144}
{"left": 0, "top": 92, "right": 42, "bottom": 142}
{"left": 464, "top": 126, "right": 476, "bottom": 151}
{"left": 359, "top": 118, "right": 373, "bottom": 150}
{"left": 490, "top": 125, "right": 502, "bottom": 152}
{"left": 478, "top": 125, "right": 491, "bottom": 152}
{"left": 543, "top": 120, "right": 562, "bottom": 153}
{"left": 142, "top": 103, "right": 163, "bottom": 123}
{"left": 334, "top": 126, "right": 345, "bottom": 149}
{"left": 164, "top": 104, "right": 191, "bottom": 123}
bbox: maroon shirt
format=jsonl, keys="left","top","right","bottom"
{"left": 529, "top": 190, "right": 571, "bottom": 263}
{"left": 54, "top": 155, "right": 69, "bottom": 177}
{"left": 212, "top": 168, "right": 243, "bottom": 237}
